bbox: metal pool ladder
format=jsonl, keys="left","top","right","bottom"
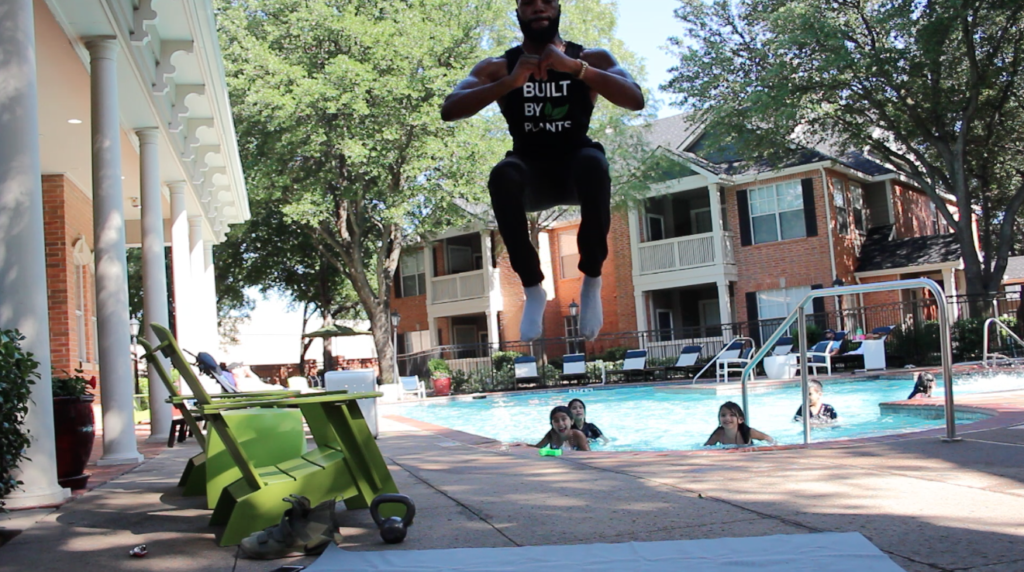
{"left": 738, "top": 278, "right": 958, "bottom": 445}
{"left": 982, "top": 318, "right": 1024, "bottom": 367}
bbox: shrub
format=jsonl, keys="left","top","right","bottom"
{"left": 890, "top": 321, "right": 941, "bottom": 366}
{"left": 51, "top": 368, "right": 92, "bottom": 398}
{"left": 952, "top": 317, "right": 986, "bottom": 362}
{"left": 791, "top": 323, "right": 823, "bottom": 349}
{"left": 0, "top": 329, "right": 41, "bottom": 506}
{"left": 427, "top": 358, "right": 449, "bottom": 378}
{"left": 593, "top": 346, "right": 630, "bottom": 362}
{"left": 490, "top": 351, "right": 522, "bottom": 373}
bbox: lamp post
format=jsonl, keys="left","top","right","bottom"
{"left": 832, "top": 277, "right": 845, "bottom": 332}
{"left": 390, "top": 310, "right": 401, "bottom": 383}
{"left": 569, "top": 300, "right": 580, "bottom": 353}
{"left": 129, "top": 317, "right": 141, "bottom": 394}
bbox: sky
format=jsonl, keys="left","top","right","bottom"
{"left": 613, "top": 0, "right": 686, "bottom": 118}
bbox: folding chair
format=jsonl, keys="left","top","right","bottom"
{"left": 657, "top": 345, "right": 703, "bottom": 379}
{"left": 714, "top": 340, "right": 747, "bottom": 383}
{"left": 607, "top": 349, "right": 648, "bottom": 382}
{"left": 399, "top": 375, "right": 426, "bottom": 399}
{"left": 718, "top": 346, "right": 754, "bottom": 383}
{"left": 791, "top": 340, "right": 836, "bottom": 377}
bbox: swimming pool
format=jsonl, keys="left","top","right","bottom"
{"left": 388, "top": 371, "right": 1024, "bottom": 451}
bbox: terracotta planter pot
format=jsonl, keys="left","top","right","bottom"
{"left": 53, "top": 394, "right": 95, "bottom": 490}
{"left": 431, "top": 376, "right": 451, "bottom": 397}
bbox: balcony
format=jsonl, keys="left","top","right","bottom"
{"left": 431, "top": 269, "right": 487, "bottom": 304}
{"left": 637, "top": 232, "right": 735, "bottom": 276}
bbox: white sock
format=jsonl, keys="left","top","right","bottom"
{"left": 579, "top": 275, "right": 603, "bottom": 341}
{"left": 520, "top": 285, "right": 546, "bottom": 342}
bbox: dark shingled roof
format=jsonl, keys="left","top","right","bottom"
{"left": 856, "top": 225, "right": 961, "bottom": 273}
{"left": 1004, "top": 256, "right": 1024, "bottom": 283}
{"left": 647, "top": 114, "right": 895, "bottom": 179}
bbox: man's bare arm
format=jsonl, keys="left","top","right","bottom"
{"left": 441, "top": 58, "right": 510, "bottom": 121}
{"left": 579, "top": 48, "right": 645, "bottom": 111}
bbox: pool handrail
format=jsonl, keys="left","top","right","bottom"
{"left": 982, "top": 318, "right": 1024, "bottom": 367}
{"left": 738, "top": 278, "right": 957, "bottom": 444}
{"left": 691, "top": 336, "right": 756, "bottom": 383}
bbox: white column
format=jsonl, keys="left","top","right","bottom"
{"left": 717, "top": 280, "right": 733, "bottom": 339}
{"left": 188, "top": 216, "right": 208, "bottom": 351}
{"left": 485, "top": 310, "right": 499, "bottom": 348}
{"left": 137, "top": 128, "right": 172, "bottom": 440}
{"left": 169, "top": 182, "right": 191, "bottom": 350}
{"left": 634, "top": 292, "right": 646, "bottom": 331}
{"left": 203, "top": 241, "right": 218, "bottom": 351}
{"left": 87, "top": 39, "right": 142, "bottom": 465}
{"left": 945, "top": 267, "right": 959, "bottom": 322}
{"left": 0, "top": 0, "right": 69, "bottom": 507}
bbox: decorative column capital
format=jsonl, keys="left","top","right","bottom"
{"left": 168, "top": 181, "right": 187, "bottom": 195}
{"left": 188, "top": 215, "right": 203, "bottom": 228}
{"left": 136, "top": 128, "right": 160, "bottom": 145}
{"left": 85, "top": 37, "right": 119, "bottom": 61}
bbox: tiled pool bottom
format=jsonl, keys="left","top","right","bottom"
{"left": 388, "top": 371, "right": 1020, "bottom": 451}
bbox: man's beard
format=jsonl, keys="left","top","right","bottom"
{"left": 517, "top": 10, "right": 560, "bottom": 45}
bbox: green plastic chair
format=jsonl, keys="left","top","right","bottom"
{"left": 149, "top": 324, "right": 400, "bottom": 546}
{"left": 138, "top": 336, "right": 304, "bottom": 500}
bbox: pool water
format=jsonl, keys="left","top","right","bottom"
{"left": 388, "top": 371, "right": 1024, "bottom": 451}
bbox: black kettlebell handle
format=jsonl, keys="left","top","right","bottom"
{"left": 370, "top": 493, "right": 416, "bottom": 527}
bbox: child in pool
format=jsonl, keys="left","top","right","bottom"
{"left": 907, "top": 372, "right": 937, "bottom": 399}
{"left": 535, "top": 405, "right": 590, "bottom": 451}
{"left": 793, "top": 379, "right": 838, "bottom": 423}
{"left": 568, "top": 398, "right": 610, "bottom": 445}
{"left": 704, "top": 401, "right": 774, "bottom": 446}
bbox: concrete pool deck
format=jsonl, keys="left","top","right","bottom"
{"left": 3, "top": 388, "right": 1024, "bottom": 571}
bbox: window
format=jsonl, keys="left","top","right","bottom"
{"left": 447, "top": 245, "right": 473, "bottom": 274}
{"left": 756, "top": 286, "right": 812, "bottom": 341}
{"left": 749, "top": 181, "right": 805, "bottom": 244}
{"left": 646, "top": 213, "right": 665, "bottom": 241}
{"left": 849, "top": 183, "right": 867, "bottom": 232}
{"left": 558, "top": 231, "right": 581, "bottom": 279}
{"left": 831, "top": 178, "right": 849, "bottom": 236}
{"left": 75, "top": 264, "right": 87, "bottom": 362}
{"left": 564, "top": 316, "right": 581, "bottom": 353}
{"left": 691, "top": 207, "right": 712, "bottom": 234}
{"left": 401, "top": 331, "right": 431, "bottom": 355}
{"left": 398, "top": 249, "right": 426, "bottom": 297}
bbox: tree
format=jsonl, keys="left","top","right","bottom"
{"left": 664, "top": 0, "right": 1024, "bottom": 309}
{"left": 213, "top": 197, "right": 362, "bottom": 369}
{"left": 217, "top": 0, "right": 510, "bottom": 383}
{"left": 216, "top": 0, "right": 653, "bottom": 382}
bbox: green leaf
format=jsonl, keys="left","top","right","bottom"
{"left": 550, "top": 104, "right": 569, "bottom": 120}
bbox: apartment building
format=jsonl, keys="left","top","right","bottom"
{"left": 392, "top": 113, "right": 972, "bottom": 353}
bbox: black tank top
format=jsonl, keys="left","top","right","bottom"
{"left": 499, "top": 42, "right": 598, "bottom": 157}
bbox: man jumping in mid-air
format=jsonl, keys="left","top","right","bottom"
{"left": 441, "top": 0, "right": 644, "bottom": 342}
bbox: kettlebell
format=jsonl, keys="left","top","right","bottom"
{"left": 369, "top": 493, "right": 416, "bottom": 544}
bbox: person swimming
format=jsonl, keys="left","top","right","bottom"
{"left": 704, "top": 401, "right": 774, "bottom": 446}
{"left": 908, "top": 372, "right": 937, "bottom": 399}
{"left": 567, "top": 398, "right": 609, "bottom": 444}
{"left": 535, "top": 405, "right": 590, "bottom": 451}
{"left": 793, "top": 379, "right": 838, "bottom": 423}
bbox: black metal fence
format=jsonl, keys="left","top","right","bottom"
{"left": 399, "top": 292, "right": 1024, "bottom": 394}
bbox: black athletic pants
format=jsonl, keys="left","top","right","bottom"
{"left": 487, "top": 146, "right": 611, "bottom": 288}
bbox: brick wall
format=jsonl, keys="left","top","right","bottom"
{"left": 730, "top": 171, "right": 838, "bottom": 322}
{"left": 42, "top": 174, "right": 101, "bottom": 389}
{"left": 893, "top": 182, "right": 938, "bottom": 239}
{"left": 825, "top": 168, "right": 866, "bottom": 285}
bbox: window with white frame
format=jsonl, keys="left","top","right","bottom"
{"left": 749, "top": 180, "right": 805, "bottom": 244}
{"left": 691, "top": 207, "right": 712, "bottom": 234}
{"left": 398, "top": 249, "right": 426, "bottom": 297}
{"left": 831, "top": 178, "right": 849, "bottom": 235}
{"left": 757, "top": 286, "right": 813, "bottom": 332}
{"left": 563, "top": 316, "right": 580, "bottom": 338}
{"left": 849, "top": 182, "right": 867, "bottom": 232}
{"left": 558, "top": 231, "right": 581, "bottom": 279}
{"left": 75, "top": 264, "right": 87, "bottom": 362}
{"left": 655, "top": 309, "right": 674, "bottom": 342}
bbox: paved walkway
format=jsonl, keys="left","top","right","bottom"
{"left": 3, "top": 391, "right": 1024, "bottom": 571}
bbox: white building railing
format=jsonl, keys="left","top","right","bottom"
{"left": 431, "top": 269, "right": 487, "bottom": 304}
{"left": 636, "top": 232, "right": 735, "bottom": 275}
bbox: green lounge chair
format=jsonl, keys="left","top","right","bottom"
{"left": 138, "top": 336, "right": 305, "bottom": 500}
{"left": 149, "top": 324, "right": 400, "bottom": 546}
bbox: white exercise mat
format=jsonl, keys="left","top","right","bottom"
{"left": 305, "top": 532, "right": 903, "bottom": 571}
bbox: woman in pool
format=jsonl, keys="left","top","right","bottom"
{"left": 568, "top": 398, "right": 610, "bottom": 445}
{"left": 534, "top": 405, "right": 591, "bottom": 451}
{"left": 704, "top": 401, "right": 774, "bottom": 446}
{"left": 908, "top": 372, "right": 937, "bottom": 399}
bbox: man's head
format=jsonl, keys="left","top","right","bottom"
{"left": 516, "top": 0, "right": 561, "bottom": 45}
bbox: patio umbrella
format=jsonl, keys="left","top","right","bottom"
{"left": 302, "top": 324, "right": 372, "bottom": 338}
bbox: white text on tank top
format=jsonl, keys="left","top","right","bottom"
{"left": 522, "top": 80, "right": 573, "bottom": 134}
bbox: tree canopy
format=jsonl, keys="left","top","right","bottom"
{"left": 664, "top": 0, "right": 1024, "bottom": 300}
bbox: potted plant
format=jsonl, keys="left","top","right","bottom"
{"left": 428, "top": 358, "right": 451, "bottom": 397}
{"left": 52, "top": 368, "right": 96, "bottom": 490}
{"left": 0, "top": 329, "right": 39, "bottom": 509}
